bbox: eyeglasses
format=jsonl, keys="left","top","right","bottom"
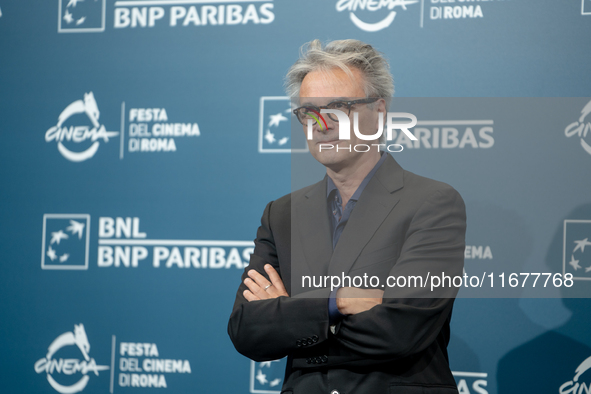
{"left": 293, "top": 98, "right": 379, "bottom": 126}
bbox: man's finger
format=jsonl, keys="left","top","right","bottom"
{"left": 244, "top": 277, "right": 269, "bottom": 300}
{"left": 243, "top": 289, "right": 259, "bottom": 302}
{"left": 248, "top": 269, "right": 272, "bottom": 290}
{"left": 264, "top": 264, "right": 288, "bottom": 295}
{"left": 264, "top": 264, "right": 284, "bottom": 288}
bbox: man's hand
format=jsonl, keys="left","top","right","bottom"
{"left": 336, "top": 287, "right": 384, "bottom": 315}
{"left": 243, "top": 264, "right": 289, "bottom": 301}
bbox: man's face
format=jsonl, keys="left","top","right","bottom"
{"left": 298, "top": 67, "right": 386, "bottom": 171}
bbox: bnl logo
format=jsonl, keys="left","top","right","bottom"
{"left": 563, "top": 220, "right": 591, "bottom": 280}
{"left": 58, "top": 0, "right": 106, "bottom": 33}
{"left": 41, "top": 214, "right": 90, "bottom": 270}
{"left": 250, "top": 359, "right": 286, "bottom": 393}
{"left": 258, "top": 97, "right": 309, "bottom": 153}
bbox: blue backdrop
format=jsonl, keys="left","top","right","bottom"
{"left": 1, "top": 1, "right": 591, "bottom": 393}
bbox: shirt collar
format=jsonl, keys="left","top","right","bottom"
{"left": 326, "top": 151, "right": 388, "bottom": 201}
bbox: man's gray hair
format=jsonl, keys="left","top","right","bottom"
{"left": 285, "top": 39, "right": 394, "bottom": 145}
{"left": 284, "top": 39, "right": 394, "bottom": 104}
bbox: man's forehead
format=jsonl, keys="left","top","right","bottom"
{"left": 298, "top": 67, "right": 366, "bottom": 101}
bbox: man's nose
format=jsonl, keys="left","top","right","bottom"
{"left": 320, "top": 115, "right": 337, "bottom": 132}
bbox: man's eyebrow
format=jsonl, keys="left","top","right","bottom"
{"left": 328, "top": 98, "right": 349, "bottom": 104}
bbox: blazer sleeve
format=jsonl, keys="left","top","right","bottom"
{"left": 227, "top": 200, "right": 331, "bottom": 362}
{"left": 328, "top": 186, "right": 466, "bottom": 363}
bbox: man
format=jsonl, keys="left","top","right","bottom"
{"left": 228, "top": 39, "right": 466, "bottom": 393}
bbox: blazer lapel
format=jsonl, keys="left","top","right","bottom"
{"left": 293, "top": 179, "right": 333, "bottom": 277}
{"left": 327, "top": 155, "right": 404, "bottom": 277}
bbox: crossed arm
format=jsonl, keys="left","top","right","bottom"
{"left": 243, "top": 264, "right": 383, "bottom": 315}
{"left": 228, "top": 186, "right": 466, "bottom": 363}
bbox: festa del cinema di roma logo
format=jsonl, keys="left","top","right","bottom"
{"left": 45, "top": 92, "right": 201, "bottom": 161}
{"left": 45, "top": 92, "right": 119, "bottom": 162}
{"left": 34, "top": 324, "right": 109, "bottom": 394}
{"left": 35, "top": 323, "right": 192, "bottom": 392}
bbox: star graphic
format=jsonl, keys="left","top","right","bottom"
{"left": 47, "top": 246, "right": 57, "bottom": 261}
{"left": 259, "top": 361, "right": 272, "bottom": 368}
{"left": 270, "top": 378, "right": 281, "bottom": 387}
{"left": 573, "top": 238, "right": 591, "bottom": 253}
{"left": 586, "top": 266, "right": 591, "bottom": 273}
{"left": 569, "top": 255, "right": 581, "bottom": 271}
{"left": 76, "top": 16, "right": 86, "bottom": 25}
{"left": 50, "top": 230, "right": 69, "bottom": 245}
{"left": 67, "top": 0, "right": 84, "bottom": 7}
{"left": 278, "top": 137, "right": 289, "bottom": 146}
{"left": 66, "top": 220, "right": 85, "bottom": 239}
{"left": 268, "top": 112, "right": 288, "bottom": 128}
{"left": 63, "top": 10, "right": 74, "bottom": 24}
{"left": 264, "top": 129, "right": 276, "bottom": 144}
{"left": 255, "top": 370, "right": 268, "bottom": 385}
{"left": 59, "top": 253, "right": 70, "bottom": 263}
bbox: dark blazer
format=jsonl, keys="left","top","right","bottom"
{"left": 228, "top": 154, "right": 466, "bottom": 394}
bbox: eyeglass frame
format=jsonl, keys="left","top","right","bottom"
{"left": 292, "top": 97, "right": 380, "bottom": 126}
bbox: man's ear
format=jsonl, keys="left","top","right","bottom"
{"left": 374, "top": 98, "right": 387, "bottom": 129}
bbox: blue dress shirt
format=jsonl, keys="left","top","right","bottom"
{"left": 327, "top": 151, "right": 388, "bottom": 324}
